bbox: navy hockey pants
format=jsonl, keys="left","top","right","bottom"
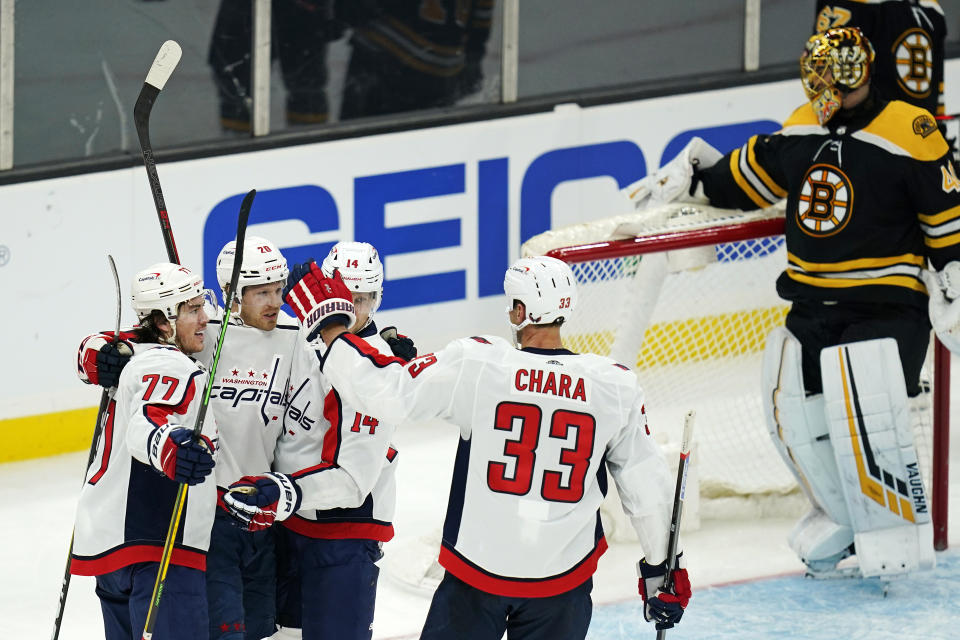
{"left": 95, "top": 562, "right": 207, "bottom": 640}
{"left": 277, "top": 529, "right": 382, "bottom": 640}
{"left": 206, "top": 511, "right": 277, "bottom": 640}
{"left": 420, "top": 572, "right": 593, "bottom": 640}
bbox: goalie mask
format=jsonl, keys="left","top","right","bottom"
{"left": 131, "top": 262, "right": 205, "bottom": 327}
{"left": 801, "top": 27, "right": 874, "bottom": 125}
{"left": 321, "top": 241, "right": 384, "bottom": 325}
{"left": 503, "top": 256, "right": 577, "bottom": 344}
{"left": 216, "top": 236, "right": 289, "bottom": 305}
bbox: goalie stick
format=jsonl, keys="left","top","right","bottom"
{"left": 657, "top": 410, "right": 694, "bottom": 640}
{"left": 133, "top": 39, "right": 182, "bottom": 264}
{"left": 141, "top": 189, "right": 255, "bottom": 640}
{"left": 51, "top": 255, "right": 123, "bottom": 640}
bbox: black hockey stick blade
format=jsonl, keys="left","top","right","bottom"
{"left": 134, "top": 40, "right": 182, "bottom": 264}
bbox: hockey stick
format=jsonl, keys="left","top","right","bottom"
{"left": 656, "top": 410, "right": 694, "bottom": 640}
{"left": 134, "top": 39, "right": 182, "bottom": 264}
{"left": 141, "top": 189, "right": 255, "bottom": 640}
{"left": 51, "top": 255, "right": 123, "bottom": 640}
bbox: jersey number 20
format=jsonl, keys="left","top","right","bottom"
{"left": 487, "top": 401, "right": 595, "bottom": 503}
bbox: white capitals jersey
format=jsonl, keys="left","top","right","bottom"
{"left": 71, "top": 343, "right": 219, "bottom": 576}
{"left": 323, "top": 333, "right": 675, "bottom": 598}
{"left": 274, "top": 322, "right": 398, "bottom": 542}
{"left": 196, "top": 306, "right": 299, "bottom": 490}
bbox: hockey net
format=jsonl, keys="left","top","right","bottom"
{"left": 521, "top": 202, "right": 950, "bottom": 550}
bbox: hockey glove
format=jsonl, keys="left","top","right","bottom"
{"left": 149, "top": 426, "right": 216, "bottom": 485}
{"left": 223, "top": 473, "right": 303, "bottom": 532}
{"left": 922, "top": 263, "right": 960, "bottom": 354}
{"left": 283, "top": 261, "right": 356, "bottom": 340}
{"left": 96, "top": 341, "right": 133, "bottom": 388}
{"left": 77, "top": 332, "right": 135, "bottom": 388}
{"left": 380, "top": 326, "right": 418, "bottom": 361}
{"left": 638, "top": 555, "right": 690, "bottom": 630}
{"left": 621, "top": 136, "right": 721, "bottom": 211}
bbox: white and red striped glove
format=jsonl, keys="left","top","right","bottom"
{"left": 283, "top": 261, "right": 355, "bottom": 339}
{"left": 223, "top": 472, "right": 302, "bottom": 532}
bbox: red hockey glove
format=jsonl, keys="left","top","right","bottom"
{"left": 77, "top": 332, "right": 135, "bottom": 388}
{"left": 223, "top": 473, "right": 302, "bottom": 532}
{"left": 283, "top": 261, "right": 355, "bottom": 339}
{"left": 149, "top": 426, "right": 216, "bottom": 485}
{"left": 638, "top": 554, "right": 690, "bottom": 630}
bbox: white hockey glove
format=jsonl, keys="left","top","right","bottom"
{"left": 921, "top": 262, "right": 960, "bottom": 353}
{"left": 223, "top": 472, "right": 302, "bottom": 532}
{"left": 621, "top": 137, "right": 722, "bottom": 211}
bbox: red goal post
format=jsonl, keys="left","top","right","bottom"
{"left": 522, "top": 203, "right": 950, "bottom": 550}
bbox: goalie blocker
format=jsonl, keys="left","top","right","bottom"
{"left": 763, "top": 330, "right": 934, "bottom": 578}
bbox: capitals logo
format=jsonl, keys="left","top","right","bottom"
{"left": 211, "top": 355, "right": 285, "bottom": 425}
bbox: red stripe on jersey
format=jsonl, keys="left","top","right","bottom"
{"left": 87, "top": 400, "right": 116, "bottom": 485}
{"left": 79, "top": 334, "right": 102, "bottom": 385}
{"left": 143, "top": 372, "right": 199, "bottom": 429}
{"left": 282, "top": 516, "right": 395, "bottom": 542}
{"left": 438, "top": 536, "right": 608, "bottom": 598}
{"left": 70, "top": 543, "right": 206, "bottom": 576}
{"left": 321, "top": 389, "right": 342, "bottom": 463}
{"left": 386, "top": 447, "right": 398, "bottom": 462}
{"left": 470, "top": 336, "right": 491, "bottom": 344}
{"left": 341, "top": 333, "right": 405, "bottom": 367}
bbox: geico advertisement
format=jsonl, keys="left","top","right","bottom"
{"left": 1, "top": 69, "right": 949, "bottom": 419}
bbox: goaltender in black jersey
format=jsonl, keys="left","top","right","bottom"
{"left": 624, "top": 26, "right": 960, "bottom": 579}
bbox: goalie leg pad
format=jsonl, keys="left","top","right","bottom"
{"left": 820, "top": 338, "right": 935, "bottom": 578}
{"left": 762, "top": 328, "right": 853, "bottom": 526}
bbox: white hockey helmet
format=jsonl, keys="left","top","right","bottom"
{"left": 131, "top": 262, "right": 206, "bottom": 322}
{"left": 503, "top": 255, "right": 577, "bottom": 330}
{"left": 321, "top": 241, "right": 384, "bottom": 317}
{"left": 216, "top": 236, "right": 289, "bottom": 303}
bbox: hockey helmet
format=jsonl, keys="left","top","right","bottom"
{"left": 801, "top": 27, "right": 875, "bottom": 125}
{"left": 321, "top": 241, "right": 384, "bottom": 319}
{"left": 503, "top": 256, "right": 577, "bottom": 333}
{"left": 131, "top": 262, "right": 206, "bottom": 322}
{"left": 216, "top": 236, "right": 289, "bottom": 304}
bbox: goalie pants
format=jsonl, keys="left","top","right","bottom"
{"left": 95, "top": 562, "right": 207, "bottom": 640}
{"left": 420, "top": 572, "right": 593, "bottom": 640}
{"left": 275, "top": 527, "right": 383, "bottom": 640}
{"left": 206, "top": 511, "right": 277, "bottom": 640}
{"left": 784, "top": 300, "right": 930, "bottom": 397}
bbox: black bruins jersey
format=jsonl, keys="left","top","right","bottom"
{"left": 815, "top": 0, "right": 946, "bottom": 116}
{"left": 699, "top": 90, "right": 960, "bottom": 308}
{"left": 343, "top": 0, "right": 494, "bottom": 77}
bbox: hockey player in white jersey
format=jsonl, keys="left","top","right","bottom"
{"left": 233, "top": 255, "right": 691, "bottom": 639}
{"left": 71, "top": 262, "right": 218, "bottom": 640}
{"left": 199, "top": 237, "right": 299, "bottom": 640}
{"left": 223, "top": 242, "right": 408, "bottom": 640}
{"left": 79, "top": 237, "right": 300, "bottom": 639}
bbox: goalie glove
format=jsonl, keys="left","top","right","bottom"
{"left": 921, "top": 262, "right": 960, "bottom": 354}
{"left": 223, "top": 472, "right": 303, "bottom": 532}
{"left": 638, "top": 554, "right": 690, "bottom": 630}
{"left": 621, "top": 136, "right": 722, "bottom": 211}
{"left": 283, "top": 261, "right": 356, "bottom": 340}
{"left": 380, "top": 326, "right": 418, "bottom": 361}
